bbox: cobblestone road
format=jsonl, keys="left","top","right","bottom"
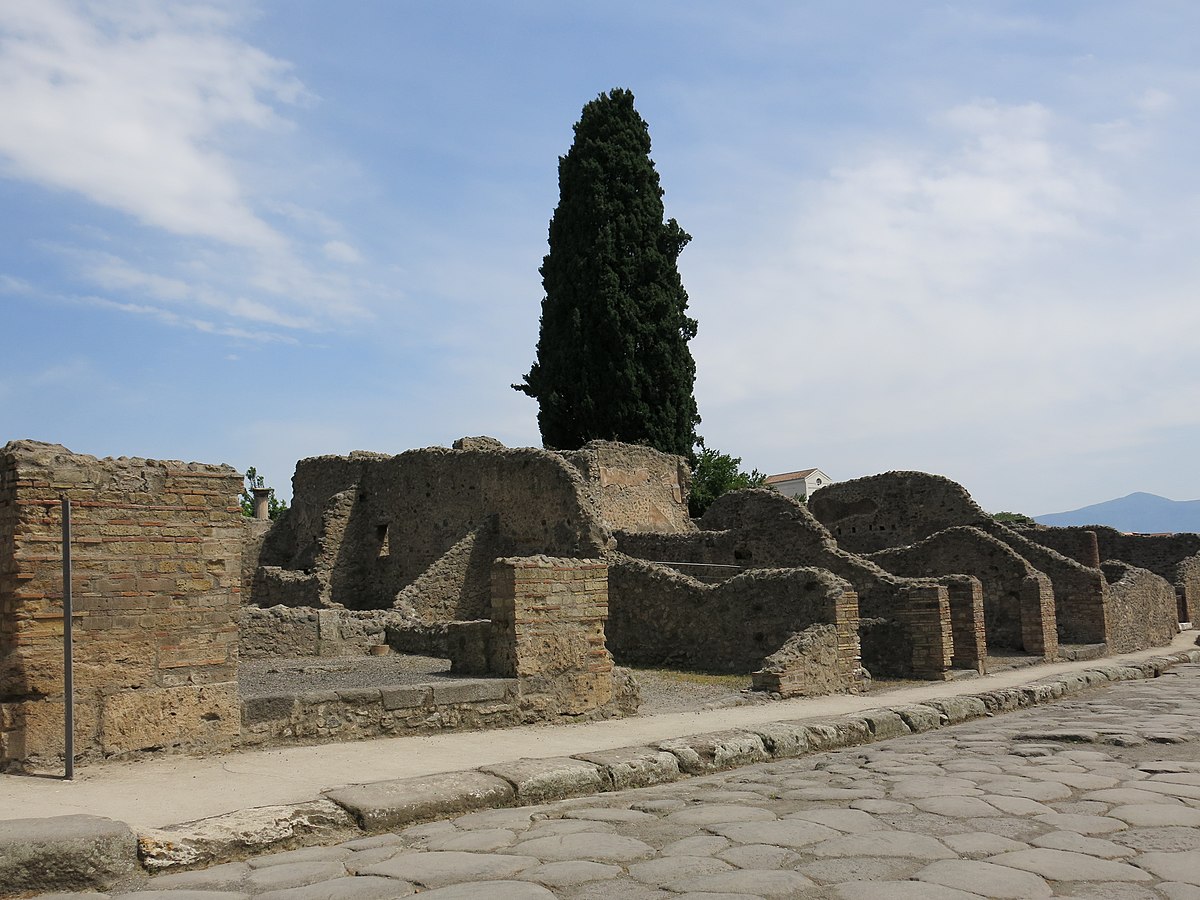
{"left": 49, "top": 664, "right": 1200, "bottom": 899}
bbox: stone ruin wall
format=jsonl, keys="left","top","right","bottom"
{"left": 808, "top": 471, "right": 989, "bottom": 554}
{"left": 606, "top": 557, "right": 862, "bottom": 695}
{"left": 253, "top": 445, "right": 610, "bottom": 621}
{"left": 562, "top": 441, "right": 695, "bottom": 534}
{"left": 0, "top": 442, "right": 243, "bottom": 770}
{"left": 866, "top": 526, "right": 1056, "bottom": 657}
{"left": 1099, "top": 561, "right": 1179, "bottom": 654}
{"left": 1021, "top": 525, "right": 1200, "bottom": 623}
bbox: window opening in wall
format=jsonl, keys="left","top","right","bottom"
{"left": 377, "top": 523, "right": 390, "bottom": 558}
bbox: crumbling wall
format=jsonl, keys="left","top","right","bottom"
{"left": 252, "top": 446, "right": 610, "bottom": 618}
{"left": 0, "top": 441, "right": 242, "bottom": 769}
{"left": 866, "top": 526, "right": 1055, "bottom": 656}
{"left": 1100, "top": 561, "right": 1179, "bottom": 653}
{"left": 1016, "top": 526, "right": 1101, "bottom": 568}
{"left": 1021, "top": 525, "right": 1200, "bottom": 624}
{"left": 606, "top": 557, "right": 862, "bottom": 693}
{"left": 986, "top": 525, "right": 1105, "bottom": 648}
{"left": 238, "top": 607, "right": 408, "bottom": 659}
{"left": 809, "top": 471, "right": 989, "bottom": 554}
{"left": 562, "top": 441, "right": 694, "bottom": 534}
{"left": 612, "top": 489, "right": 955, "bottom": 679}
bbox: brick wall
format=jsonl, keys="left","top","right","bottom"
{"left": 490, "top": 556, "right": 617, "bottom": 717}
{"left": 1100, "top": 561, "right": 1179, "bottom": 654}
{"left": 0, "top": 441, "right": 242, "bottom": 769}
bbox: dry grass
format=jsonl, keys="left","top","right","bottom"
{"left": 629, "top": 667, "right": 752, "bottom": 690}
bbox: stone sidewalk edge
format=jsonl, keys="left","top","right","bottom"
{"left": 4, "top": 648, "right": 1199, "bottom": 895}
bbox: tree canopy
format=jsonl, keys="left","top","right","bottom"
{"left": 689, "top": 446, "right": 767, "bottom": 518}
{"left": 514, "top": 88, "right": 700, "bottom": 459}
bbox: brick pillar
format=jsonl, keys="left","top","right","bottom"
{"left": 901, "top": 583, "right": 953, "bottom": 679}
{"left": 944, "top": 576, "right": 987, "bottom": 673}
{"left": 490, "top": 556, "right": 614, "bottom": 716}
{"left": 1021, "top": 572, "right": 1058, "bottom": 660}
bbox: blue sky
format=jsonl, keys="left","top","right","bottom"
{"left": 2, "top": 2, "right": 1198, "bottom": 516}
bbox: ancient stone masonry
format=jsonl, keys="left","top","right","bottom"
{"left": 1099, "top": 560, "right": 1179, "bottom": 653}
{"left": 0, "top": 441, "right": 243, "bottom": 770}
{"left": 252, "top": 445, "right": 609, "bottom": 621}
{"left": 606, "top": 557, "right": 863, "bottom": 696}
{"left": 561, "top": 441, "right": 695, "bottom": 534}
{"left": 1019, "top": 524, "right": 1200, "bottom": 624}
{"left": 809, "top": 471, "right": 1179, "bottom": 658}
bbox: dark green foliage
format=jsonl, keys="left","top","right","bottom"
{"left": 689, "top": 446, "right": 767, "bottom": 518}
{"left": 514, "top": 88, "right": 700, "bottom": 459}
{"left": 240, "top": 466, "right": 288, "bottom": 520}
{"left": 992, "top": 510, "right": 1036, "bottom": 526}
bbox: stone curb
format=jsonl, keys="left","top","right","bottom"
{"left": 5, "top": 647, "right": 1199, "bottom": 894}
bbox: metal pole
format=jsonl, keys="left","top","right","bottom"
{"left": 62, "top": 497, "right": 74, "bottom": 780}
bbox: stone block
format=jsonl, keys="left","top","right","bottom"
{"left": 325, "top": 771, "right": 515, "bottom": 832}
{"left": 0, "top": 815, "right": 137, "bottom": 894}
{"left": 891, "top": 704, "right": 946, "bottom": 733}
{"left": 139, "top": 800, "right": 355, "bottom": 873}
{"left": 749, "top": 722, "right": 812, "bottom": 759}
{"left": 925, "top": 695, "right": 988, "bottom": 724}
{"left": 658, "top": 730, "right": 769, "bottom": 775}
{"left": 380, "top": 685, "right": 430, "bottom": 710}
{"left": 242, "top": 695, "right": 296, "bottom": 724}
{"left": 479, "top": 756, "right": 605, "bottom": 803}
{"left": 573, "top": 746, "right": 681, "bottom": 791}
{"left": 858, "top": 708, "right": 912, "bottom": 741}
{"left": 101, "top": 682, "right": 238, "bottom": 756}
{"left": 430, "top": 678, "right": 514, "bottom": 706}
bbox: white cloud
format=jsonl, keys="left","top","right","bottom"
{"left": 689, "top": 95, "right": 1197, "bottom": 509}
{"left": 0, "top": 1, "right": 299, "bottom": 250}
{"left": 322, "top": 240, "right": 363, "bottom": 264}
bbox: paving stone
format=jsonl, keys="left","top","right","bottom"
{"left": 986, "top": 848, "right": 1152, "bottom": 881}
{"left": 1137, "top": 850, "right": 1200, "bottom": 885}
{"left": 664, "top": 804, "right": 775, "bottom": 826}
{"left": 145, "top": 862, "right": 250, "bottom": 891}
{"left": 1030, "top": 830, "right": 1134, "bottom": 858}
{"left": 1032, "top": 813, "right": 1126, "bottom": 834}
{"left": 799, "top": 857, "right": 918, "bottom": 884}
{"left": 407, "top": 881, "right": 556, "bottom": 900}
{"left": 658, "top": 835, "right": 730, "bottom": 857}
{"left": 1084, "top": 787, "right": 1186, "bottom": 805}
{"left": 834, "top": 881, "right": 984, "bottom": 899}
{"left": 784, "top": 786, "right": 884, "bottom": 801}
{"left": 668, "top": 868, "right": 815, "bottom": 896}
{"left": 1113, "top": 827, "right": 1200, "bottom": 852}
{"left": 985, "top": 780, "right": 1073, "bottom": 801}
{"left": 850, "top": 798, "right": 914, "bottom": 814}
{"left": 247, "top": 847, "right": 351, "bottom": 869}
{"left": 890, "top": 776, "right": 982, "bottom": 799}
{"left": 628, "top": 856, "right": 732, "bottom": 885}
{"left": 339, "top": 835, "right": 404, "bottom": 851}
{"left": 246, "top": 862, "right": 349, "bottom": 892}
{"left": 979, "top": 795, "right": 1054, "bottom": 815}
{"left": 356, "top": 851, "right": 540, "bottom": 887}
{"left": 562, "top": 807, "right": 656, "bottom": 823}
{"left": 519, "top": 860, "right": 622, "bottom": 886}
{"left": 520, "top": 819, "right": 614, "bottom": 838}
{"left": 509, "top": 832, "right": 654, "bottom": 862}
{"left": 254, "top": 876, "right": 414, "bottom": 900}
{"left": 715, "top": 843, "right": 802, "bottom": 869}
{"left": 1108, "top": 804, "right": 1200, "bottom": 827}
{"left": 707, "top": 819, "right": 841, "bottom": 848}
{"left": 785, "top": 808, "right": 888, "bottom": 832}
{"left": 1161, "top": 883, "right": 1200, "bottom": 900}
{"left": 914, "top": 796, "right": 1000, "bottom": 817}
{"left": 914, "top": 858, "right": 1051, "bottom": 898}
{"left": 809, "top": 831, "right": 956, "bottom": 859}
{"left": 940, "top": 832, "right": 1029, "bottom": 858}
{"left": 451, "top": 808, "right": 538, "bottom": 831}
{"left": 422, "top": 828, "right": 516, "bottom": 852}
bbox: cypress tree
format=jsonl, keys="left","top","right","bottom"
{"left": 514, "top": 88, "right": 700, "bottom": 459}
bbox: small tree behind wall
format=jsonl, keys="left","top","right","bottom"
{"left": 514, "top": 88, "right": 700, "bottom": 460}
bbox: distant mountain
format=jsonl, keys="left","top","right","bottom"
{"left": 1035, "top": 492, "right": 1200, "bottom": 534}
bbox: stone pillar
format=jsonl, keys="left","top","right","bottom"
{"left": 944, "top": 576, "right": 987, "bottom": 673}
{"left": 1021, "top": 572, "right": 1058, "bottom": 660}
{"left": 490, "top": 556, "right": 614, "bottom": 716}
{"left": 251, "top": 487, "right": 272, "bottom": 521}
